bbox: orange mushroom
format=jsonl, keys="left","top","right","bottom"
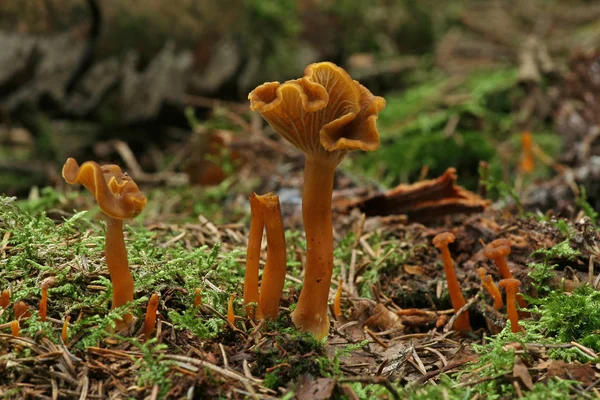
{"left": 333, "top": 279, "right": 344, "bottom": 319}
{"left": 249, "top": 62, "right": 385, "bottom": 339}
{"left": 62, "top": 315, "right": 71, "bottom": 343}
{"left": 477, "top": 267, "right": 503, "bottom": 309}
{"left": 244, "top": 193, "right": 265, "bottom": 319}
{"left": 193, "top": 288, "right": 202, "bottom": 308}
{"left": 10, "top": 320, "right": 20, "bottom": 337}
{"left": 484, "top": 239, "right": 512, "bottom": 279}
{"left": 142, "top": 293, "right": 159, "bottom": 340}
{"left": 499, "top": 278, "right": 524, "bottom": 333}
{"left": 227, "top": 294, "right": 236, "bottom": 327}
{"left": 256, "top": 193, "right": 287, "bottom": 321}
{"left": 39, "top": 281, "right": 49, "bottom": 322}
{"left": 432, "top": 232, "right": 471, "bottom": 332}
{"left": 520, "top": 131, "right": 535, "bottom": 173}
{"left": 62, "top": 158, "right": 147, "bottom": 330}
{"left": 1, "top": 289, "right": 9, "bottom": 309}
{"left": 14, "top": 301, "right": 30, "bottom": 321}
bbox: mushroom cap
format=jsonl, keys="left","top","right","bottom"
{"left": 432, "top": 232, "right": 456, "bottom": 248}
{"left": 483, "top": 238, "right": 511, "bottom": 259}
{"left": 62, "top": 158, "right": 146, "bottom": 219}
{"left": 248, "top": 62, "right": 385, "bottom": 163}
{"left": 498, "top": 278, "right": 521, "bottom": 289}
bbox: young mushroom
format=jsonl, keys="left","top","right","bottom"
{"left": 244, "top": 193, "right": 287, "bottom": 321}
{"left": 243, "top": 193, "right": 264, "bottom": 319}
{"left": 227, "top": 294, "right": 236, "bottom": 327}
{"left": 142, "top": 293, "right": 159, "bottom": 341}
{"left": 1, "top": 289, "right": 9, "bottom": 309}
{"left": 484, "top": 239, "right": 512, "bottom": 279}
{"left": 249, "top": 62, "right": 385, "bottom": 339}
{"left": 62, "top": 157, "right": 147, "bottom": 330}
{"left": 432, "top": 232, "right": 471, "bottom": 332}
{"left": 477, "top": 267, "right": 503, "bottom": 309}
{"left": 39, "top": 281, "right": 49, "bottom": 322}
{"left": 499, "top": 278, "right": 524, "bottom": 333}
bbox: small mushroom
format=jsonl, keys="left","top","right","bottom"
{"left": 520, "top": 131, "right": 535, "bottom": 173}
{"left": 433, "top": 232, "right": 471, "bottom": 332}
{"left": 39, "top": 281, "right": 50, "bottom": 322}
{"left": 499, "top": 278, "right": 524, "bottom": 333}
{"left": 484, "top": 239, "right": 512, "bottom": 279}
{"left": 227, "top": 294, "right": 236, "bottom": 327}
{"left": 243, "top": 193, "right": 264, "bottom": 319}
{"left": 244, "top": 193, "right": 287, "bottom": 321}
{"left": 62, "top": 158, "right": 147, "bottom": 330}
{"left": 10, "top": 320, "right": 19, "bottom": 337}
{"left": 249, "top": 62, "right": 385, "bottom": 339}
{"left": 1, "top": 289, "right": 9, "bottom": 309}
{"left": 256, "top": 194, "right": 287, "bottom": 321}
{"left": 333, "top": 279, "right": 344, "bottom": 319}
{"left": 62, "top": 315, "right": 71, "bottom": 343}
{"left": 142, "top": 293, "right": 159, "bottom": 340}
{"left": 193, "top": 288, "right": 202, "bottom": 308}
{"left": 477, "top": 267, "right": 503, "bottom": 309}
{"left": 14, "top": 301, "right": 30, "bottom": 321}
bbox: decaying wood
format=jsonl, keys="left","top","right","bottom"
{"left": 334, "top": 168, "right": 490, "bottom": 222}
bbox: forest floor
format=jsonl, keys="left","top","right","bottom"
{"left": 1, "top": 133, "right": 599, "bottom": 399}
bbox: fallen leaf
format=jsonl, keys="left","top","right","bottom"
{"left": 513, "top": 356, "right": 534, "bottom": 390}
{"left": 295, "top": 374, "right": 335, "bottom": 400}
{"left": 403, "top": 265, "right": 425, "bottom": 275}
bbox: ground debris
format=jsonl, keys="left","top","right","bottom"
{"left": 334, "top": 168, "right": 490, "bottom": 223}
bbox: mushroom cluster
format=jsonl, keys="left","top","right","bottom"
{"left": 249, "top": 62, "right": 385, "bottom": 339}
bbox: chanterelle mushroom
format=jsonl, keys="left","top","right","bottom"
{"left": 249, "top": 62, "right": 385, "bottom": 339}
{"left": 62, "top": 157, "right": 146, "bottom": 330}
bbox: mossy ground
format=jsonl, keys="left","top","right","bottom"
{"left": 1, "top": 181, "right": 599, "bottom": 398}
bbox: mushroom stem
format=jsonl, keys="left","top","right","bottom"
{"left": 10, "top": 320, "right": 19, "bottom": 337}
{"left": 494, "top": 257, "right": 512, "bottom": 280}
{"left": 499, "top": 278, "right": 524, "bottom": 333}
{"left": 291, "top": 158, "right": 336, "bottom": 340}
{"left": 62, "top": 316, "right": 70, "bottom": 343}
{"left": 477, "top": 268, "right": 503, "bottom": 309}
{"left": 438, "top": 245, "right": 471, "bottom": 332}
{"left": 40, "top": 283, "right": 49, "bottom": 322}
{"left": 1, "top": 289, "right": 10, "bottom": 309}
{"left": 227, "top": 294, "right": 236, "bottom": 327}
{"left": 244, "top": 193, "right": 264, "bottom": 319}
{"left": 333, "top": 279, "right": 344, "bottom": 319}
{"left": 142, "top": 293, "right": 159, "bottom": 340}
{"left": 105, "top": 217, "right": 134, "bottom": 329}
{"left": 257, "top": 194, "right": 287, "bottom": 321}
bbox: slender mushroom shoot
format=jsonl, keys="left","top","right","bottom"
{"left": 142, "top": 293, "right": 159, "bottom": 340}
{"left": 244, "top": 193, "right": 264, "bottom": 319}
{"left": 433, "top": 232, "right": 472, "bottom": 332}
{"left": 499, "top": 278, "right": 524, "bottom": 333}
{"left": 1, "top": 289, "right": 9, "bottom": 309}
{"left": 249, "top": 62, "right": 385, "bottom": 339}
{"left": 333, "top": 279, "right": 344, "bottom": 319}
{"left": 484, "top": 239, "right": 512, "bottom": 279}
{"left": 39, "top": 281, "right": 49, "bottom": 322}
{"left": 477, "top": 267, "right": 503, "bottom": 309}
{"left": 256, "top": 193, "right": 287, "bottom": 321}
{"left": 62, "top": 158, "right": 146, "bottom": 330}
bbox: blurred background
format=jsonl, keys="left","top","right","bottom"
{"left": 1, "top": 0, "right": 599, "bottom": 222}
